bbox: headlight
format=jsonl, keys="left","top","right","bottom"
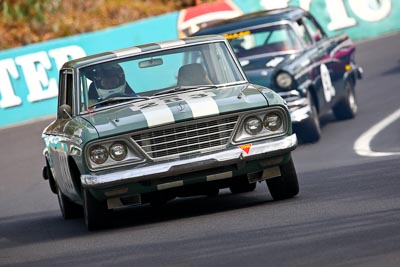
{"left": 86, "top": 138, "right": 143, "bottom": 170}
{"left": 109, "top": 142, "right": 128, "bottom": 161}
{"left": 233, "top": 108, "right": 288, "bottom": 143}
{"left": 90, "top": 145, "right": 108, "bottom": 164}
{"left": 264, "top": 112, "right": 283, "bottom": 131}
{"left": 244, "top": 117, "right": 263, "bottom": 135}
{"left": 276, "top": 72, "right": 293, "bottom": 89}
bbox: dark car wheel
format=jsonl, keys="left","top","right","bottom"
{"left": 333, "top": 80, "right": 358, "bottom": 120}
{"left": 296, "top": 98, "right": 321, "bottom": 143}
{"left": 57, "top": 186, "right": 83, "bottom": 219}
{"left": 229, "top": 176, "right": 257, "bottom": 194}
{"left": 266, "top": 158, "right": 299, "bottom": 200}
{"left": 83, "top": 189, "right": 109, "bottom": 231}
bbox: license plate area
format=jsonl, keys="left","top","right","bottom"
{"left": 248, "top": 166, "right": 281, "bottom": 183}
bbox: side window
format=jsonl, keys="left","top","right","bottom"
{"left": 58, "top": 70, "right": 74, "bottom": 118}
{"left": 303, "top": 16, "right": 325, "bottom": 42}
{"left": 294, "top": 19, "right": 313, "bottom": 48}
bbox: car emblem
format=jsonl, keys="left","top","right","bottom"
{"left": 177, "top": 102, "right": 185, "bottom": 112}
{"left": 239, "top": 144, "right": 252, "bottom": 154}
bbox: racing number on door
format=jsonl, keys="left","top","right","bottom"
{"left": 320, "top": 63, "right": 336, "bottom": 102}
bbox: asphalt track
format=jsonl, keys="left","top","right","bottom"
{"left": 0, "top": 33, "right": 399, "bottom": 267}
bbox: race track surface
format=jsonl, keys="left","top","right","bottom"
{"left": 0, "top": 33, "right": 399, "bottom": 267}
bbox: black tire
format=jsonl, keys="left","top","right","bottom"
{"left": 83, "top": 189, "right": 109, "bottom": 231}
{"left": 266, "top": 158, "right": 299, "bottom": 200}
{"left": 57, "top": 186, "right": 83, "bottom": 219}
{"left": 295, "top": 97, "right": 321, "bottom": 143}
{"left": 43, "top": 164, "right": 57, "bottom": 194}
{"left": 229, "top": 176, "right": 257, "bottom": 194}
{"left": 333, "top": 80, "right": 358, "bottom": 120}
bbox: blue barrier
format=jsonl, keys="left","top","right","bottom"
{"left": 0, "top": 0, "right": 399, "bottom": 128}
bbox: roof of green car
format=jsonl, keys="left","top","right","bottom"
{"left": 193, "top": 7, "right": 307, "bottom": 36}
{"left": 62, "top": 35, "right": 226, "bottom": 69}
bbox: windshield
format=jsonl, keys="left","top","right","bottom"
{"left": 224, "top": 24, "right": 302, "bottom": 58}
{"left": 78, "top": 42, "right": 245, "bottom": 112}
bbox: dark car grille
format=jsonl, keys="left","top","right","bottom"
{"left": 132, "top": 116, "right": 238, "bottom": 159}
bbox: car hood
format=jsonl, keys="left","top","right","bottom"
{"left": 81, "top": 83, "right": 279, "bottom": 138}
{"left": 239, "top": 53, "right": 295, "bottom": 88}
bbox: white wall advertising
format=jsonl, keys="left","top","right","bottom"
{"left": 0, "top": 0, "right": 399, "bottom": 128}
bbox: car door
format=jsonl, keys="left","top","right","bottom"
{"left": 45, "top": 70, "right": 78, "bottom": 198}
{"left": 301, "top": 15, "right": 344, "bottom": 113}
{"left": 290, "top": 17, "right": 326, "bottom": 114}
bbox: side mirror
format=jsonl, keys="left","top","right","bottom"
{"left": 58, "top": 104, "right": 72, "bottom": 120}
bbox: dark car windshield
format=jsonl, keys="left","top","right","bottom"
{"left": 224, "top": 24, "right": 302, "bottom": 58}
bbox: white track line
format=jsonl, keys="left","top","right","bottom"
{"left": 354, "top": 108, "right": 400, "bottom": 157}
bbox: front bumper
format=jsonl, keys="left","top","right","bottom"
{"left": 81, "top": 133, "right": 297, "bottom": 188}
{"left": 279, "top": 90, "right": 311, "bottom": 123}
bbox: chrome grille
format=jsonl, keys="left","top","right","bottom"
{"left": 132, "top": 116, "right": 238, "bottom": 159}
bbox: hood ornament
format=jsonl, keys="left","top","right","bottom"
{"left": 177, "top": 102, "right": 185, "bottom": 112}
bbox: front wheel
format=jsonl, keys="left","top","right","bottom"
{"left": 295, "top": 97, "right": 321, "bottom": 143}
{"left": 333, "top": 80, "right": 358, "bottom": 120}
{"left": 57, "top": 186, "right": 83, "bottom": 219}
{"left": 266, "top": 158, "right": 299, "bottom": 200}
{"left": 83, "top": 189, "right": 109, "bottom": 231}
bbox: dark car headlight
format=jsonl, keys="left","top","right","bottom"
{"left": 275, "top": 72, "right": 293, "bottom": 89}
{"left": 233, "top": 108, "right": 287, "bottom": 143}
{"left": 109, "top": 142, "right": 128, "bottom": 161}
{"left": 244, "top": 116, "right": 263, "bottom": 135}
{"left": 90, "top": 145, "right": 108, "bottom": 164}
{"left": 264, "top": 112, "right": 283, "bottom": 131}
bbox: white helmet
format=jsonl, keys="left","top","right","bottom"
{"left": 93, "top": 63, "right": 126, "bottom": 99}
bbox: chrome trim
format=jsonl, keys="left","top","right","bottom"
{"left": 132, "top": 114, "right": 239, "bottom": 160}
{"left": 278, "top": 90, "right": 300, "bottom": 98}
{"left": 81, "top": 133, "right": 297, "bottom": 188}
{"left": 278, "top": 91, "right": 309, "bottom": 108}
{"left": 232, "top": 107, "right": 288, "bottom": 144}
{"left": 85, "top": 136, "right": 146, "bottom": 171}
{"left": 278, "top": 92, "right": 311, "bottom": 123}
{"left": 357, "top": 66, "right": 363, "bottom": 79}
{"left": 290, "top": 105, "right": 312, "bottom": 122}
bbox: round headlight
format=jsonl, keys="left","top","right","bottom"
{"left": 264, "top": 112, "right": 283, "bottom": 131}
{"left": 276, "top": 72, "right": 293, "bottom": 89}
{"left": 109, "top": 142, "right": 128, "bottom": 161}
{"left": 244, "top": 116, "right": 263, "bottom": 135}
{"left": 90, "top": 145, "right": 108, "bottom": 164}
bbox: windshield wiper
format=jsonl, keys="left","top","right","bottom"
{"left": 88, "top": 96, "right": 150, "bottom": 109}
{"left": 153, "top": 85, "right": 218, "bottom": 96}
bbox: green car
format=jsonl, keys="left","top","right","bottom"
{"left": 41, "top": 35, "right": 298, "bottom": 230}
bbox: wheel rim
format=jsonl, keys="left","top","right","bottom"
{"left": 347, "top": 84, "right": 358, "bottom": 114}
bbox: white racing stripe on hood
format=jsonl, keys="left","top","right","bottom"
{"left": 182, "top": 92, "right": 219, "bottom": 118}
{"left": 130, "top": 100, "right": 175, "bottom": 128}
{"left": 129, "top": 91, "right": 219, "bottom": 127}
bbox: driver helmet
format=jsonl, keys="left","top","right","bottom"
{"left": 93, "top": 63, "right": 126, "bottom": 99}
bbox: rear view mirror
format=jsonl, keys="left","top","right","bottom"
{"left": 139, "top": 58, "right": 163, "bottom": 68}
